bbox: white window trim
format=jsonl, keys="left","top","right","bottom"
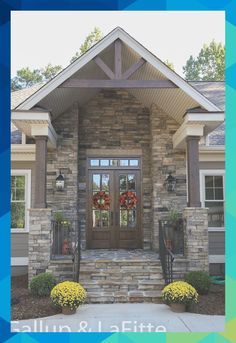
{"left": 11, "top": 169, "right": 31, "bottom": 233}
{"left": 200, "top": 169, "right": 225, "bottom": 232}
{"left": 11, "top": 257, "right": 29, "bottom": 266}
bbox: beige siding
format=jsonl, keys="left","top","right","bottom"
{"left": 200, "top": 161, "right": 225, "bottom": 170}
{"left": 209, "top": 231, "right": 225, "bottom": 255}
{"left": 11, "top": 233, "right": 28, "bottom": 257}
{"left": 11, "top": 161, "right": 35, "bottom": 207}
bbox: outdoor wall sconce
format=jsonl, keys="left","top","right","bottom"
{"left": 164, "top": 172, "right": 176, "bottom": 192}
{"left": 56, "top": 171, "right": 65, "bottom": 191}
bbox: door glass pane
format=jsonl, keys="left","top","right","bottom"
{"left": 128, "top": 174, "right": 135, "bottom": 190}
{"left": 120, "top": 175, "right": 127, "bottom": 191}
{"left": 100, "top": 159, "right": 109, "bottom": 166}
{"left": 120, "top": 159, "right": 129, "bottom": 166}
{"left": 120, "top": 210, "right": 128, "bottom": 227}
{"left": 92, "top": 210, "right": 100, "bottom": 227}
{"left": 130, "top": 160, "right": 139, "bottom": 166}
{"left": 101, "top": 211, "right": 109, "bottom": 227}
{"left": 93, "top": 174, "right": 100, "bottom": 190}
{"left": 128, "top": 210, "right": 136, "bottom": 228}
{"left": 102, "top": 174, "right": 110, "bottom": 191}
{"left": 90, "top": 159, "right": 99, "bottom": 166}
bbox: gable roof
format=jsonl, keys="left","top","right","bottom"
{"left": 14, "top": 27, "right": 221, "bottom": 123}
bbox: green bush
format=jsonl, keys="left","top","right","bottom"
{"left": 30, "top": 272, "right": 57, "bottom": 297}
{"left": 185, "top": 271, "right": 211, "bottom": 295}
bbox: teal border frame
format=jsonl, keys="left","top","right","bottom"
{"left": 0, "top": 1, "right": 235, "bottom": 342}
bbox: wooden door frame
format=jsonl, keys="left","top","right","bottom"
{"left": 86, "top": 156, "right": 143, "bottom": 249}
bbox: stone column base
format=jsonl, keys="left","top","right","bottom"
{"left": 28, "top": 208, "right": 52, "bottom": 284}
{"left": 183, "top": 207, "right": 209, "bottom": 273}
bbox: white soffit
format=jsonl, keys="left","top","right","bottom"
{"left": 15, "top": 27, "right": 220, "bottom": 122}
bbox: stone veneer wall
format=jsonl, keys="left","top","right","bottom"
{"left": 183, "top": 207, "right": 209, "bottom": 272}
{"left": 150, "top": 104, "right": 187, "bottom": 250}
{"left": 28, "top": 209, "right": 52, "bottom": 282}
{"left": 46, "top": 104, "right": 79, "bottom": 222}
{"left": 78, "top": 89, "right": 152, "bottom": 249}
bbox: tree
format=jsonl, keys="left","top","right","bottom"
{"left": 164, "top": 60, "right": 175, "bottom": 71}
{"left": 70, "top": 27, "right": 103, "bottom": 63}
{"left": 183, "top": 40, "right": 225, "bottom": 81}
{"left": 11, "top": 63, "right": 62, "bottom": 91}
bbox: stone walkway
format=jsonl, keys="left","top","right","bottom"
{"left": 11, "top": 303, "right": 225, "bottom": 333}
{"left": 80, "top": 249, "right": 159, "bottom": 261}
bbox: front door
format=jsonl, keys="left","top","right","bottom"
{"left": 88, "top": 169, "right": 141, "bottom": 249}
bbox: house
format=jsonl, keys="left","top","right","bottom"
{"left": 11, "top": 27, "right": 225, "bottom": 302}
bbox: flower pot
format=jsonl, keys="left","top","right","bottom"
{"left": 62, "top": 307, "right": 76, "bottom": 315}
{"left": 170, "top": 303, "right": 186, "bottom": 313}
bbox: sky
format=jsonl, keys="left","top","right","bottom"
{"left": 11, "top": 11, "right": 225, "bottom": 78}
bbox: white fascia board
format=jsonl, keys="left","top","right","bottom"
{"left": 11, "top": 111, "right": 51, "bottom": 122}
{"left": 173, "top": 123, "right": 204, "bottom": 149}
{"left": 15, "top": 27, "right": 220, "bottom": 113}
{"left": 11, "top": 257, "right": 29, "bottom": 266}
{"left": 11, "top": 144, "right": 36, "bottom": 162}
{"left": 209, "top": 255, "right": 225, "bottom": 263}
{"left": 199, "top": 147, "right": 225, "bottom": 162}
{"left": 184, "top": 112, "right": 225, "bottom": 124}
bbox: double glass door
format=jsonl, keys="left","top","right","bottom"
{"left": 88, "top": 170, "right": 141, "bottom": 249}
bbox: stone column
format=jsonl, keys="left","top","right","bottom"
{"left": 186, "top": 136, "right": 201, "bottom": 207}
{"left": 28, "top": 208, "right": 52, "bottom": 283}
{"left": 35, "top": 136, "right": 48, "bottom": 208}
{"left": 183, "top": 207, "right": 209, "bottom": 273}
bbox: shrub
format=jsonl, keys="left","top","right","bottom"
{"left": 162, "top": 281, "right": 198, "bottom": 305}
{"left": 30, "top": 272, "right": 57, "bottom": 297}
{"left": 185, "top": 271, "right": 211, "bottom": 295}
{"left": 50, "top": 281, "right": 87, "bottom": 310}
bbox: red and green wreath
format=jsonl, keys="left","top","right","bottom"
{"left": 119, "top": 191, "right": 138, "bottom": 210}
{"left": 93, "top": 191, "right": 111, "bottom": 210}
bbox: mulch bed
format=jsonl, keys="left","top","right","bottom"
{"left": 188, "top": 284, "right": 225, "bottom": 315}
{"left": 11, "top": 274, "right": 60, "bottom": 320}
{"left": 12, "top": 275, "right": 225, "bottom": 320}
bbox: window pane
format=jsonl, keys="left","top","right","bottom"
{"left": 102, "top": 174, "right": 110, "bottom": 192}
{"left": 90, "top": 159, "right": 99, "bottom": 166}
{"left": 205, "top": 201, "right": 224, "bottom": 227}
{"left": 214, "top": 176, "right": 223, "bottom": 187}
{"left": 205, "top": 188, "right": 214, "bottom": 200}
{"left": 101, "top": 211, "right": 109, "bottom": 227}
{"left": 128, "top": 175, "right": 135, "bottom": 190}
{"left": 93, "top": 174, "right": 100, "bottom": 190}
{"left": 100, "top": 159, "right": 109, "bottom": 166}
{"left": 120, "top": 160, "right": 129, "bottom": 166}
{"left": 205, "top": 176, "right": 214, "bottom": 187}
{"left": 120, "top": 210, "right": 128, "bottom": 226}
{"left": 120, "top": 175, "right": 127, "bottom": 191}
{"left": 215, "top": 188, "right": 223, "bottom": 200}
{"left": 130, "top": 159, "right": 139, "bottom": 166}
{"left": 11, "top": 202, "right": 25, "bottom": 228}
{"left": 92, "top": 210, "right": 100, "bottom": 228}
{"left": 16, "top": 189, "right": 25, "bottom": 201}
{"left": 16, "top": 176, "right": 25, "bottom": 188}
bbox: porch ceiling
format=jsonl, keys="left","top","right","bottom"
{"left": 36, "top": 41, "right": 200, "bottom": 123}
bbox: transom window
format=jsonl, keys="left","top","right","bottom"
{"left": 201, "top": 171, "right": 225, "bottom": 229}
{"left": 89, "top": 158, "right": 139, "bottom": 168}
{"left": 11, "top": 170, "right": 31, "bottom": 231}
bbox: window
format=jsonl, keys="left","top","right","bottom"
{"left": 200, "top": 170, "right": 225, "bottom": 230}
{"left": 11, "top": 170, "right": 31, "bottom": 232}
{"left": 89, "top": 158, "right": 140, "bottom": 168}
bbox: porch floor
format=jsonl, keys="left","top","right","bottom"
{"left": 80, "top": 249, "right": 159, "bottom": 261}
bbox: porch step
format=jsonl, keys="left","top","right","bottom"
{"left": 46, "top": 251, "right": 165, "bottom": 303}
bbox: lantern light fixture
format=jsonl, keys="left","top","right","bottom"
{"left": 56, "top": 171, "right": 65, "bottom": 191}
{"left": 165, "top": 172, "right": 176, "bottom": 192}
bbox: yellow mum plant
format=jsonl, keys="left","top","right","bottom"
{"left": 50, "top": 281, "right": 87, "bottom": 310}
{"left": 162, "top": 281, "right": 198, "bottom": 305}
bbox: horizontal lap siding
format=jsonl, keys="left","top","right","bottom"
{"left": 209, "top": 231, "right": 225, "bottom": 255}
{"left": 11, "top": 233, "right": 28, "bottom": 257}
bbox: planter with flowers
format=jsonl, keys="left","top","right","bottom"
{"left": 50, "top": 281, "right": 87, "bottom": 315}
{"left": 162, "top": 281, "right": 198, "bottom": 313}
